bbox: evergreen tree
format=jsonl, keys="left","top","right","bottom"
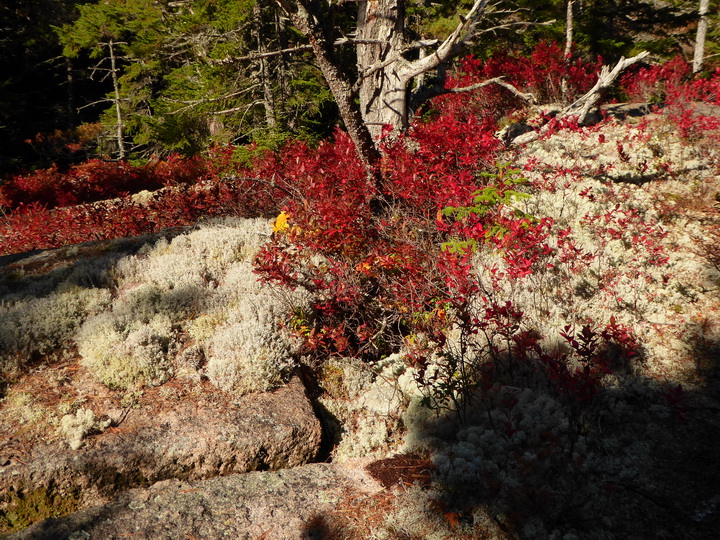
{"left": 0, "top": 0, "right": 81, "bottom": 175}
{"left": 58, "top": 0, "right": 165, "bottom": 159}
{"left": 57, "top": 0, "right": 336, "bottom": 158}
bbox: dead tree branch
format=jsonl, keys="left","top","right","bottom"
{"left": 562, "top": 51, "right": 650, "bottom": 124}
{"left": 206, "top": 37, "right": 389, "bottom": 65}
{"left": 511, "top": 51, "right": 651, "bottom": 145}
{"left": 446, "top": 77, "right": 536, "bottom": 103}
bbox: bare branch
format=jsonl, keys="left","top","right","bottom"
{"left": 208, "top": 44, "right": 312, "bottom": 65}
{"left": 511, "top": 51, "right": 651, "bottom": 145}
{"left": 168, "top": 85, "right": 262, "bottom": 114}
{"left": 402, "top": 0, "right": 490, "bottom": 81}
{"left": 446, "top": 77, "right": 536, "bottom": 103}
{"left": 216, "top": 101, "right": 263, "bottom": 115}
{"left": 78, "top": 98, "right": 115, "bottom": 110}
{"left": 562, "top": 51, "right": 650, "bottom": 123}
{"left": 476, "top": 19, "right": 556, "bottom": 37}
{"left": 206, "top": 37, "right": 388, "bottom": 65}
{"left": 353, "top": 39, "right": 439, "bottom": 93}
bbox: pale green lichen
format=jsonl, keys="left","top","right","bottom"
{"left": 2, "top": 390, "right": 47, "bottom": 427}
{"left": 77, "top": 311, "right": 174, "bottom": 390}
{"left": 0, "top": 286, "right": 111, "bottom": 374}
{"left": 319, "top": 355, "right": 416, "bottom": 461}
{"left": 187, "top": 312, "right": 229, "bottom": 343}
{"left": 73, "top": 217, "right": 299, "bottom": 393}
{"left": 59, "top": 408, "right": 112, "bottom": 450}
{"left": 204, "top": 314, "right": 295, "bottom": 396}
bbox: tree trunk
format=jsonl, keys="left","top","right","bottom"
{"left": 65, "top": 56, "right": 77, "bottom": 128}
{"left": 275, "top": 0, "right": 489, "bottom": 168}
{"left": 561, "top": 0, "right": 574, "bottom": 100}
{"left": 277, "top": 0, "right": 381, "bottom": 172}
{"left": 693, "top": 0, "right": 710, "bottom": 73}
{"left": 564, "top": 0, "right": 574, "bottom": 59}
{"left": 274, "top": 9, "right": 291, "bottom": 130}
{"left": 108, "top": 39, "right": 126, "bottom": 160}
{"left": 356, "top": 0, "right": 409, "bottom": 140}
{"left": 254, "top": 2, "right": 276, "bottom": 128}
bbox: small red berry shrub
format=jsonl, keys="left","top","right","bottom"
{"left": 451, "top": 41, "right": 602, "bottom": 109}
{"left": 254, "top": 142, "right": 641, "bottom": 423}
{"left": 253, "top": 129, "right": 451, "bottom": 357}
{"left": 21, "top": 123, "right": 103, "bottom": 167}
{"left": 621, "top": 56, "right": 720, "bottom": 145}
{"left": 252, "top": 101, "right": 508, "bottom": 358}
{"left": 1, "top": 161, "right": 153, "bottom": 211}
{"left": 621, "top": 56, "right": 690, "bottom": 105}
{"left": 0, "top": 155, "right": 212, "bottom": 212}
{"left": 0, "top": 151, "right": 285, "bottom": 255}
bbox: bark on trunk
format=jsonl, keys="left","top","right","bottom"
{"left": 65, "top": 56, "right": 77, "bottom": 127}
{"left": 278, "top": 0, "right": 381, "bottom": 172}
{"left": 356, "top": 0, "right": 409, "bottom": 140}
{"left": 693, "top": 0, "right": 710, "bottom": 73}
{"left": 564, "top": 0, "right": 574, "bottom": 58}
{"left": 254, "top": 2, "right": 276, "bottom": 128}
{"left": 274, "top": 0, "right": 489, "bottom": 169}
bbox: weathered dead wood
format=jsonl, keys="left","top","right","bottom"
{"left": 511, "top": 51, "right": 650, "bottom": 145}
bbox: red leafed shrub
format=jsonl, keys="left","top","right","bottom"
{"left": 146, "top": 153, "right": 211, "bottom": 187}
{"left": 0, "top": 173, "right": 285, "bottom": 255}
{"left": 381, "top": 119, "right": 499, "bottom": 212}
{"left": 253, "top": 100, "right": 504, "bottom": 359}
{"left": 621, "top": 57, "right": 720, "bottom": 142}
{"left": 0, "top": 165, "right": 68, "bottom": 210}
{"left": 621, "top": 56, "right": 691, "bottom": 104}
{"left": 451, "top": 41, "right": 602, "bottom": 108}
{"left": 2, "top": 159, "right": 167, "bottom": 212}
{"left": 250, "top": 132, "right": 375, "bottom": 258}
{"left": 22, "top": 123, "right": 103, "bottom": 166}
{"left": 250, "top": 50, "right": 648, "bottom": 417}
{"left": 0, "top": 153, "right": 218, "bottom": 213}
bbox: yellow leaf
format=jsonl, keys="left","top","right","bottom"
{"left": 273, "top": 211, "right": 289, "bottom": 233}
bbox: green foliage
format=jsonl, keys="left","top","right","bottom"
{"left": 58, "top": 0, "right": 164, "bottom": 58}
{"left": 575, "top": 0, "right": 696, "bottom": 60}
{"left": 408, "top": 0, "right": 476, "bottom": 39}
{"left": 441, "top": 164, "right": 532, "bottom": 253}
{"left": 54, "top": 0, "right": 335, "bottom": 158}
{"left": 6, "top": 0, "right": 720, "bottom": 169}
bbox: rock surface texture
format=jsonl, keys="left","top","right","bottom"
{"left": 6, "top": 461, "right": 383, "bottom": 540}
{"left": 0, "top": 377, "right": 321, "bottom": 515}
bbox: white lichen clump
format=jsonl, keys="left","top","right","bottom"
{"left": 71, "top": 217, "right": 306, "bottom": 394}
{"left": 0, "top": 285, "right": 111, "bottom": 374}
{"left": 59, "top": 408, "right": 112, "bottom": 450}
{"left": 204, "top": 295, "right": 297, "bottom": 396}
{"left": 321, "top": 354, "right": 419, "bottom": 461}
{"left": 474, "top": 117, "right": 720, "bottom": 378}
{"left": 76, "top": 289, "right": 176, "bottom": 390}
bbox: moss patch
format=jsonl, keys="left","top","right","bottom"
{"left": 0, "top": 482, "right": 82, "bottom": 534}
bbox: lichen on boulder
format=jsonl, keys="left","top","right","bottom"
{"left": 59, "top": 408, "right": 111, "bottom": 450}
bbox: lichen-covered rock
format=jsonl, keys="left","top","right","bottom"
{"left": 5, "top": 461, "right": 382, "bottom": 540}
{"left": 0, "top": 377, "right": 321, "bottom": 533}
